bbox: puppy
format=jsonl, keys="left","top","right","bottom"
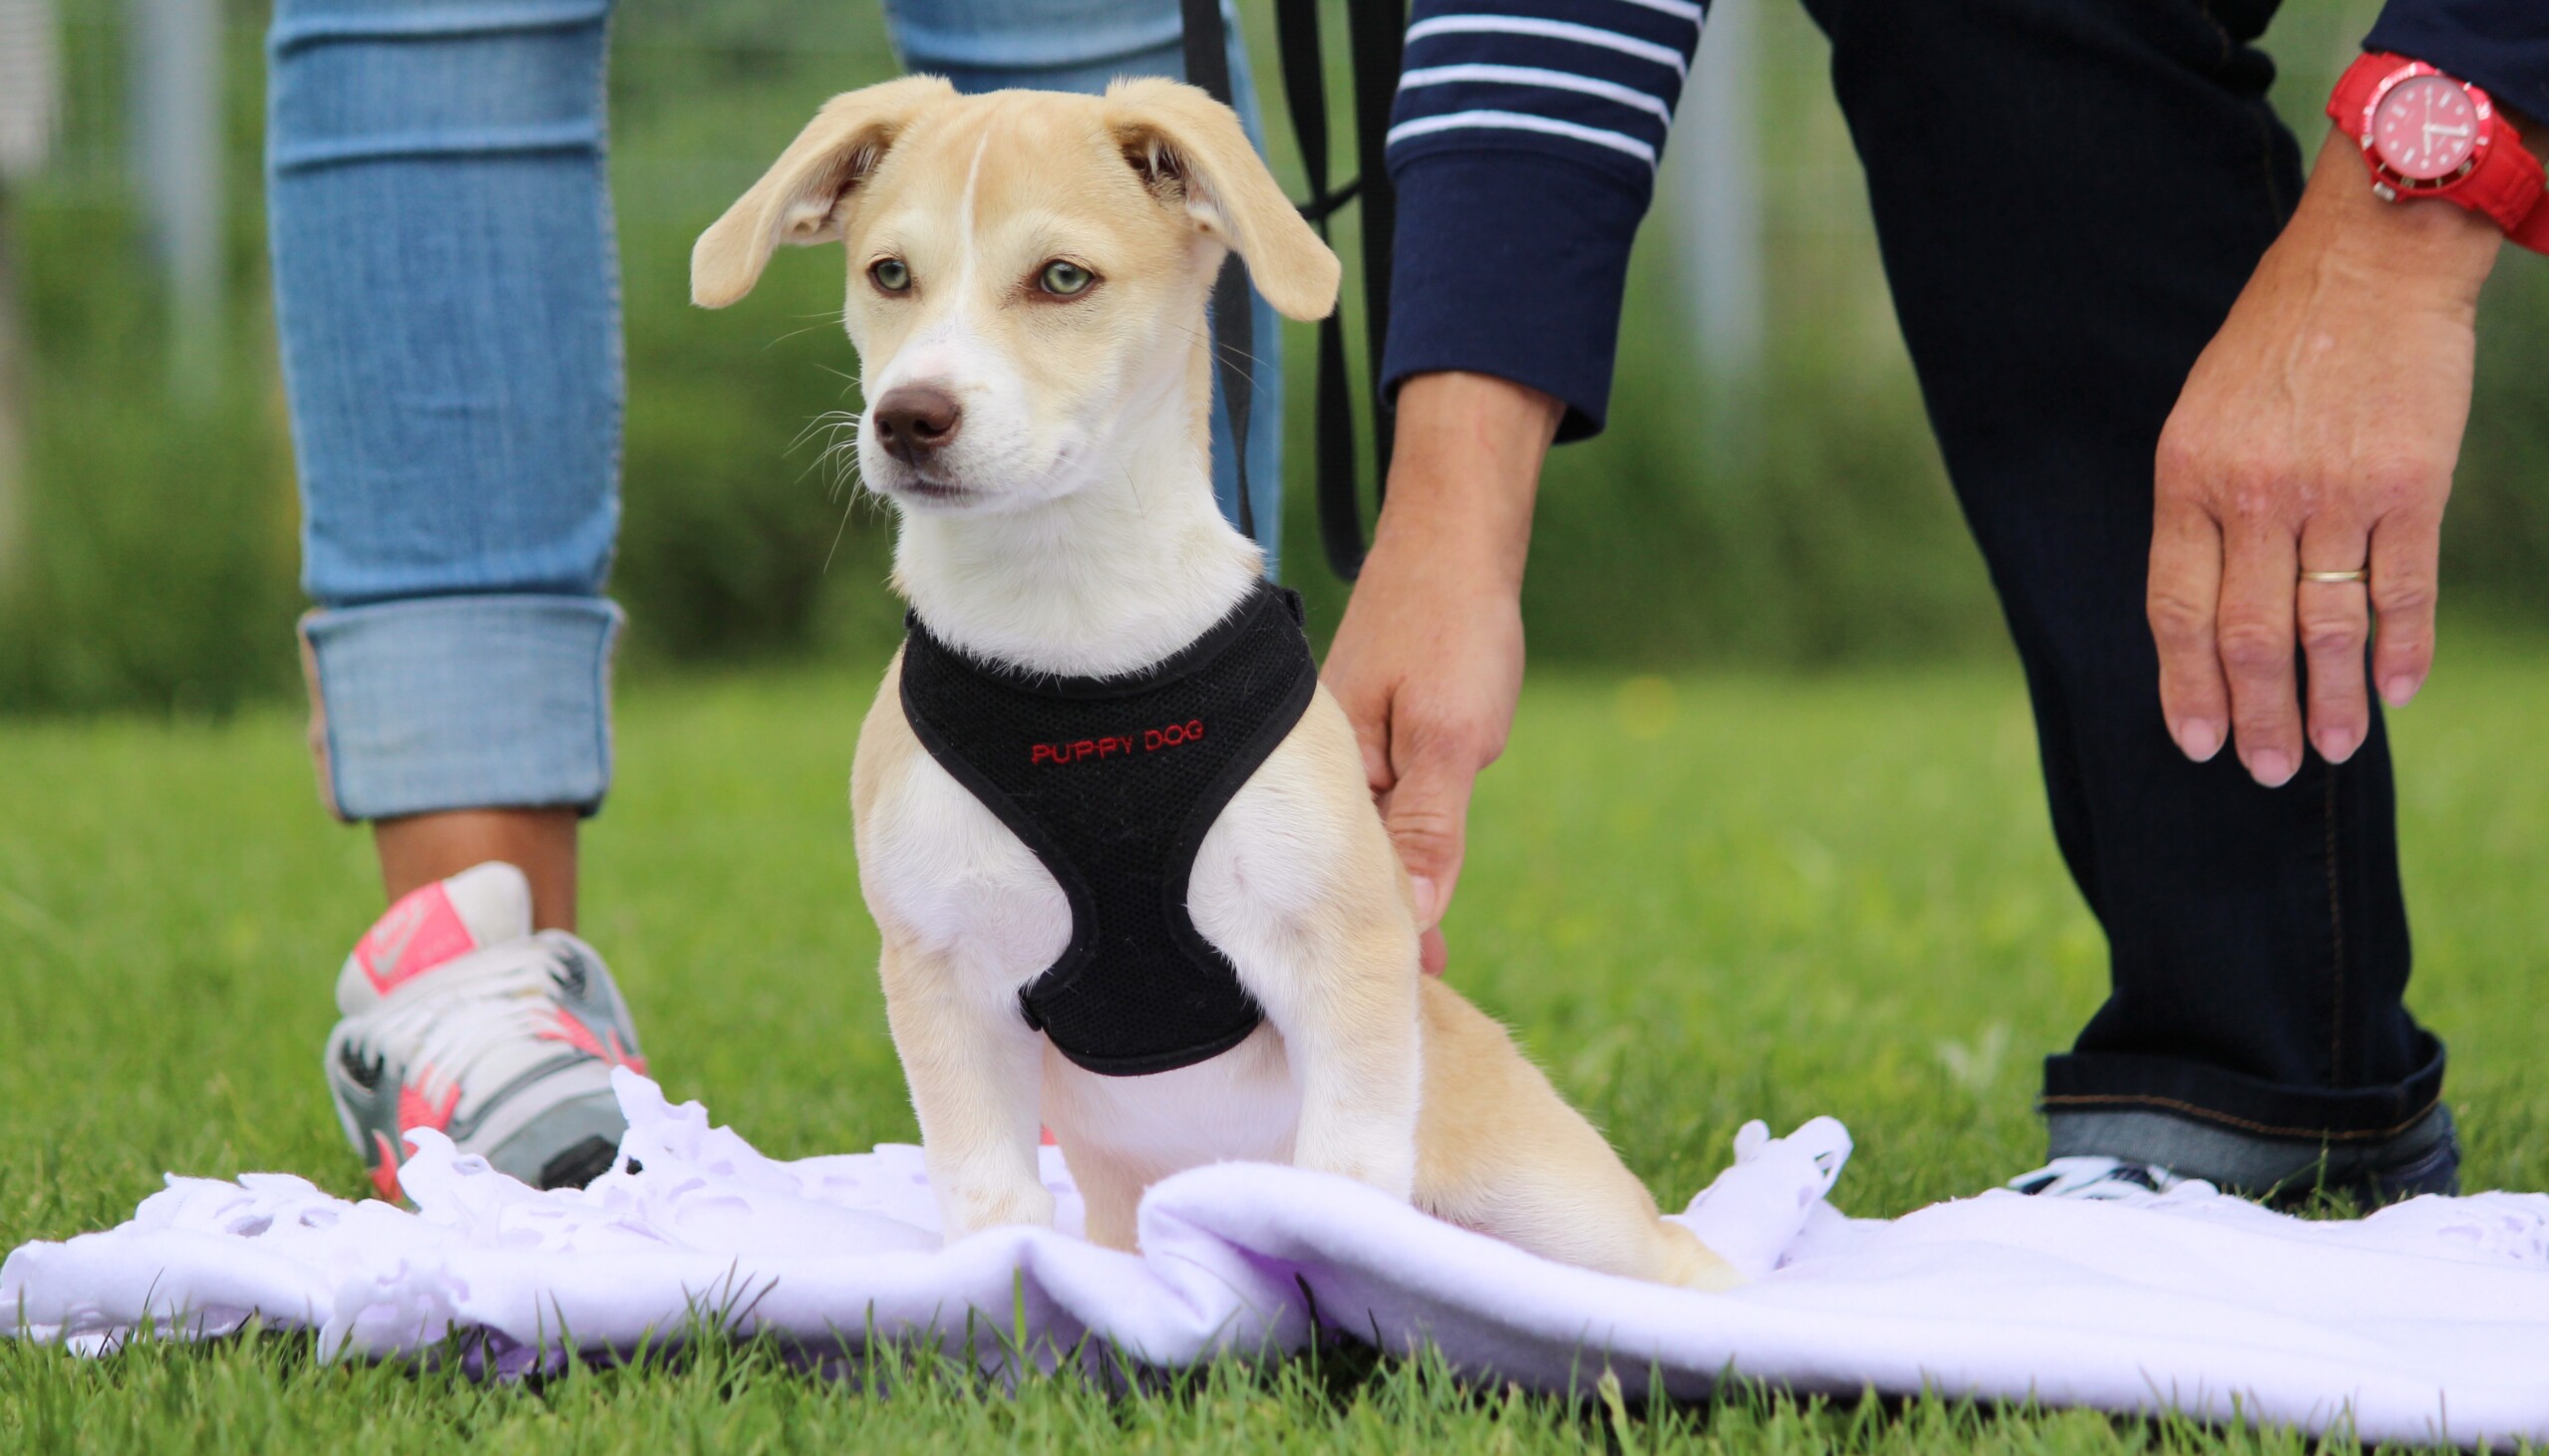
{"left": 693, "top": 77, "right": 1734, "bottom": 1291}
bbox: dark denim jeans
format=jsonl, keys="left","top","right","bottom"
{"left": 1798, "top": 0, "right": 2454, "bottom": 1196}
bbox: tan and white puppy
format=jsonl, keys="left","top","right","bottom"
{"left": 693, "top": 77, "right": 1734, "bottom": 1290}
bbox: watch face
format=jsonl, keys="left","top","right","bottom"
{"left": 2373, "top": 73, "right": 2480, "bottom": 181}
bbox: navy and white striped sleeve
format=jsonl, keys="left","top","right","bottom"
{"left": 1379, "top": 0, "right": 1705, "bottom": 440}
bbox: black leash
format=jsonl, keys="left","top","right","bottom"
{"left": 1182, "top": 0, "right": 1401, "bottom": 579}
{"left": 1178, "top": 0, "right": 1257, "bottom": 546}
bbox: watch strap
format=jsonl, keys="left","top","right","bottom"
{"left": 2461, "top": 112, "right": 2549, "bottom": 255}
{"left": 2327, "top": 52, "right": 2390, "bottom": 139}
{"left": 2329, "top": 51, "right": 2549, "bottom": 258}
{"left": 2511, "top": 189, "right": 2549, "bottom": 255}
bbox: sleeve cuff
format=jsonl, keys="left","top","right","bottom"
{"left": 1379, "top": 150, "right": 1653, "bottom": 443}
{"left": 2365, "top": 1, "right": 2549, "bottom": 124}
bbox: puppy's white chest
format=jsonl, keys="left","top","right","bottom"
{"left": 865, "top": 744, "right": 1323, "bottom": 1181}
{"left": 861, "top": 750, "right": 1071, "bottom": 1002}
{"left": 859, "top": 736, "right": 1332, "bottom": 1024}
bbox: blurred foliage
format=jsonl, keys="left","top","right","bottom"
{"left": 3, "top": 0, "right": 2548, "bottom": 714}
{"left": 605, "top": 1, "right": 910, "bottom": 664}
{"left": 0, "top": 0, "right": 296, "bottom": 713}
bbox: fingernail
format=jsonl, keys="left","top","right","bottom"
{"left": 2175, "top": 720, "right": 2222, "bottom": 761}
{"left": 2314, "top": 728, "right": 2358, "bottom": 764}
{"left": 2382, "top": 675, "right": 2419, "bottom": 708}
{"left": 1411, "top": 875, "right": 1438, "bottom": 924}
{"left": 2250, "top": 749, "right": 2295, "bottom": 787}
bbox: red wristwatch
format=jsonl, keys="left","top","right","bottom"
{"left": 2328, "top": 52, "right": 2549, "bottom": 255}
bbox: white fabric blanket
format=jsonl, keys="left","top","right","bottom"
{"left": 10, "top": 1070, "right": 2549, "bottom": 1448}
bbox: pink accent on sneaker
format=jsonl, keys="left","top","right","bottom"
{"left": 396, "top": 1079, "right": 462, "bottom": 1137}
{"left": 536, "top": 1008, "right": 648, "bottom": 1074}
{"left": 357, "top": 882, "right": 480, "bottom": 998}
{"left": 367, "top": 1078, "right": 463, "bottom": 1204}
{"left": 370, "top": 1131, "right": 405, "bottom": 1203}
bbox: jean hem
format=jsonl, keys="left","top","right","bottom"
{"left": 2045, "top": 1103, "right": 2458, "bottom": 1199}
{"left": 300, "top": 594, "right": 622, "bottom": 822}
{"left": 2040, "top": 1035, "right": 2446, "bottom": 1145}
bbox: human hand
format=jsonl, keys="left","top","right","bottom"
{"left": 1323, "top": 372, "right": 1560, "bottom": 974}
{"left": 2150, "top": 132, "right": 2501, "bottom": 785}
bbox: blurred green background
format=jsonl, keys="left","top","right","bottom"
{"left": 2, "top": 0, "right": 2545, "bottom": 715}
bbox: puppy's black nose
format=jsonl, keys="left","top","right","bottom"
{"left": 871, "top": 386, "right": 963, "bottom": 463}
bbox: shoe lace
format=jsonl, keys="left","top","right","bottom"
{"left": 350, "top": 940, "right": 575, "bottom": 1106}
{"left": 2010, "top": 1155, "right": 2200, "bottom": 1199}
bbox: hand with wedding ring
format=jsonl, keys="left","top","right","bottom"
{"left": 2148, "top": 133, "right": 2502, "bottom": 787}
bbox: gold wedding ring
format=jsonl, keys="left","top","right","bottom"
{"left": 2300, "top": 568, "right": 2371, "bottom": 584}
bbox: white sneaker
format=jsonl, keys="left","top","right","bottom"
{"left": 323, "top": 862, "right": 647, "bottom": 1201}
{"left": 2007, "top": 1155, "right": 2216, "bottom": 1201}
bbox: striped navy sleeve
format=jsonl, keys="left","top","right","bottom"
{"left": 1380, "top": 0, "right": 1705, "bottom": 440}
{"left": 2363, "top": 0, "right": 2549, "bottom": 123}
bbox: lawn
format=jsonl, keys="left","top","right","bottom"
{"left": 5, "top": 642, "right": 2548, "bottom": 1452}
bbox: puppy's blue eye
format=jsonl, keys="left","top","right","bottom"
{"left": 870, "top": 258, "right": 910, "bottom": 293}
{"left": 1039, "top": 260, "right": 1094, "bottom": 297}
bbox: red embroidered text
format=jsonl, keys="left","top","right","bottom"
{"left": 1031, "top": 719, "right": 1207, "bottom": 765}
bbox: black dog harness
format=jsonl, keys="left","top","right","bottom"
{"left": 899, "top": 580, "right": 1319, "bottom": 1076}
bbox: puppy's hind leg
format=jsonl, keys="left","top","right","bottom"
{"left": 1415, "top": 981, "right": 1741, "bottom": 1292}
{"left": 1442, "top": 1137, "right": 1741, "bottom": 1295}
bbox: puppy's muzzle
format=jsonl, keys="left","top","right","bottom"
{"left": 871, "top": 386, "right": 963, "bottom": 465}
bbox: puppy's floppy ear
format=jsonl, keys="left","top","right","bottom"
{"left": 692, "top": 75, "right": 958, "bottom": 309}
{"left": 1105, "top": 78, "right": 1340, "bottom": 323}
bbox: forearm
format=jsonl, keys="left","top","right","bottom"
{"left": 1323, "top": 372, "right": 1561, "bottom": 969}
{"left": 1374, "top": 372, "right": 1563, "bottom": 592}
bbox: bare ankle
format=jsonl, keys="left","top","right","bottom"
{"left": 374, "top": 808, "right": 579, "bottom": 932}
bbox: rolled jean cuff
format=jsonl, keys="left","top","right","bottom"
{"left": 2042, "top": 1037, "right": 2446, "bottom": 1141}
{"left": 299, "top": 594, "right": 622, "bottom": 821}
{"left": 2040, "top": 1039, "right": 2448, "bottom": 1189}
{"left": 2045, "top": 1103, "right": 2457, "bottom": 1200}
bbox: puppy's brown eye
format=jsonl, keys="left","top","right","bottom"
{"left": 1038, "top": 260, "right": 1095, "bottom": 297}
{"left": 870, "top": 258, "right": 910, "bottom": 293}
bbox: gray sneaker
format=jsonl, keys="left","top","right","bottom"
{"left": 2007, "top": 1156, "right": 2216, "bottom": 1201}
{"left": 2019, "top": 1104, "right": 2461, "bottom": 1210}
{"left": 324, "top": 862, "right": 646, "bottom": 1201}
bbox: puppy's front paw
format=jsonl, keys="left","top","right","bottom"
{"left": 938, "top": 1180, "right": 1057, "bottom": 1241}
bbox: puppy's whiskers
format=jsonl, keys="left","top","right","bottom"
{"left": 1166, "top": 319, "right": 1266, "bottom": 378}
{"left": 822, "top": 462, "right": 866, "bottom": 574}
{"left": 764, "top": 319, "right": 843, "bottom": 349}
{"left": 791, "top": 410, "right": 867, "bottom": 500}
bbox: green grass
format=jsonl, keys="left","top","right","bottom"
{"left": 7, "top": 645, "right": 2549, "bottom": 1451}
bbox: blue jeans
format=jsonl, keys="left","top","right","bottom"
{"left": 269, "top": 0, "right": 1280, "bottom": 820}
